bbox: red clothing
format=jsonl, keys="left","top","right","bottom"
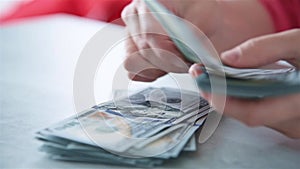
{"left": 259, "top": 0, "right": 300, "bottom": 32}
{"left": 0, "top": 0, "right": 131, "bottom": 25}
{"left": 1, "top": 0, "right": 299, "bottom": 31}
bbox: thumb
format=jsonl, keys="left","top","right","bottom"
{"left": 221, "top": 29, "right": 300, "bottom": 68}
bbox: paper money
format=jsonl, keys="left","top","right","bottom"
{"left": 183, "top": 135, "right": 197, "bottom": 151}
{"left": 36, "top": 87, "right": 210, "bottom": 167}
{"left": 144, "top": 0, "right": 300, "bottom": 98}
{"left": 106, "top": 87, "right": 210, "bottom": 124}
{"left": 39, "top": 144, "right": 164, "bottom": 167}
{"left": 196, "top": 72, "right": 300, "bottom": 98}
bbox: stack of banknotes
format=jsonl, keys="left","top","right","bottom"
{"left": 145, "top": 0, "right": 300, "bottom": 98}
{"left": 36, "top": 87, "right": 211, "bottom": 167}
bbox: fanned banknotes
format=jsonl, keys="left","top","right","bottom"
{"left": 145, "top": 0, "right": 300, "bottom": 98}
{"left": 36, "top": 87, "right": 211, "bottom": 167}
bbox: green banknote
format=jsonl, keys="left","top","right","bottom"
{"left": 144, "top": 0, "right": 300, "bottom": 98}
{"left": 36, "top": 88, "right": 209, "bottom": 167}
{"left": 196, "top": 72, "right": 300, "bottom": 98}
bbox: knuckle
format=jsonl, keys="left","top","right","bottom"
{"left": 121, "top": 6, "right": 130, "bottom": 20}
{"left": 139, "top": 38, "right": 150, "bottom": 49}
{"left": 237, "top": 38, "right": 261, "bottom": 59}
{"left": 121, "top": 4, "right": 136, "bottom": 23}
{"left": 242, "top": 38, "right": 259, "bottom": 51}
{"left": 133, "top": 37, "right": 150, "bottom": 50}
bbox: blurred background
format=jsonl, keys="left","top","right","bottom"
{"left": 0, "top": 0, "right": 20, "bottom": 15}
{"left": 0, "top": 0, "right": 197, "bottom": 109}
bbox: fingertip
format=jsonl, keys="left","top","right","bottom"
{"left": 189, "top": 64, "right": 204, "bottom": 77}
{"left": 221, "top": 48, "right": 240, "bottom": 65}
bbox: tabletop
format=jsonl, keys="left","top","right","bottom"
{"left": 1, "top": 14, "right": 299, "bottom": 169}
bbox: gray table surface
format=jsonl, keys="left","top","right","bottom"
{"left": 1, "top": 15, "right": 299, "bottom": 169}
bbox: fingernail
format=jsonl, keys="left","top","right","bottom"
{"left": 221, "top": 48, "right": 240, "bottom": 62}
{"left": 189, "top": 64, "right": 203, "bottom": 77}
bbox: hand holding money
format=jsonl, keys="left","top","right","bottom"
{"left": 121, "top": 0, "right": 273, "bottom": 81}
{"left": 123, "top": 0, "right": 300, "bottom": 138}
{"left": 190, "top": 29, "right": 300, "bottom": 138}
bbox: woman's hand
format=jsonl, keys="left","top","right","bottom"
{"left": 121, "top": 0, "right": 274, "bottom": 81}
{"left": 190, "top": 29, "right": 300, "bottom": 138}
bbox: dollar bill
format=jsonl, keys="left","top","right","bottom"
{"left": 38, "top": 89, "right": 208, "bottom": 152}
{"left": 40, "top": 145, "right": 164, "bottom": 167}
{"left": 38, "top": 116, "right": 205, "bottom": 162}
{"left": 196, "top": 73, "right": 300, "bottom": 98}
{"left": 38, "top": 108, "right": 171, "bottom": 152}
{"left": 183, "top": 135, "right": 197, "bottom": 151}
{"left": 144, "top": 0, "right": 300, "bottom": 98}
{"left": 36, "top": 87, "right": 209, "bottom": 167}
{"left": 101, "top": 87, "right": 210, "bottom": 124}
